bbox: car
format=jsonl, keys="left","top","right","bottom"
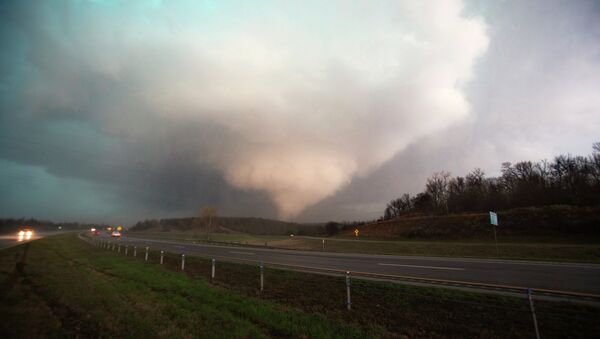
{"left": 111, "top": 231, "right": 122, "bottom": 237}
{"left": 17, "top": 229, "right": 34, "bottom": 241}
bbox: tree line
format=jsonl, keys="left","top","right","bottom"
{"left": 383, "top": 143, "right": 600, "bottom": 219}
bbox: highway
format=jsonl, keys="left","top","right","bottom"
{"left": 95, "top": 233, "right": 600, "bottom": 298}
{"left": 0, "top": 230, "right": 67, "bottom": 250}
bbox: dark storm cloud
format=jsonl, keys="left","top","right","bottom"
{"left": 1, "top": 1, "right": 490, "bottom": 222}
{"left": 2, "top": 1, "right": 596, "bottom": 224}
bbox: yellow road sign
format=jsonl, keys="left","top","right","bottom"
{"left": 354, "top": 228, "right": 359, "bottom": 237}
{"left": 117, "top": 226, "right": 123, "bottom": 231}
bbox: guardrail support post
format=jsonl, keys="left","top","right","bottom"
{"left": 346, "top": 271, "right": 352, "bottom": 311}
{"left": 528, "top": 289, "right": 541, "bottom": 339}
{"left": 181, "top": 254, "right": 185, "bottom": 270}
{"left": 133, "top": 246, "right": 137, "bottom": 257}
{"left": 160, "top": 251, "right": 164, "bottom": 264}
{"left": 260, "top": 262, "right": 264, "bottom": 292}
{"left": 145, "top": 247, "right": 149, "bottom": 261}
{"left": 118, "top": 244, "right": 121, "bottom": 253}
{"left": 211, "top": 258, "right": 215, "bottom": 278}
{"left": 112, "top": 243, "right": 115, "bottom": 251}
{"left": 322, "top": 239, "right": 325, "bottom": 251}
{"left": 125, "top": 245, "right": 128, "bottom": 256}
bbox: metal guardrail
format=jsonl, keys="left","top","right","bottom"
{"left": 79, "top": 233, "right": 600, "bottom": 302}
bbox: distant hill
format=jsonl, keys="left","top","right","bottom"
{"left": 130, "top": 217, "right": 324, "bottom": 236}
{"left": 348, "top": 205, "right": 600, "bottom": 239}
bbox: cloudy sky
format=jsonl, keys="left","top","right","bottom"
{"left": 1, "top": 0, "right": 599, "bottom": 224}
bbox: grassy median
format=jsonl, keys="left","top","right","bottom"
{"left": 1, "top": 234, "right": 599, "bottom": 338}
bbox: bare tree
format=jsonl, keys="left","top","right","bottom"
{"left": 200, "top": 206, "right": 218, "bottom": 239}
{"left": 383, "top": 143, "right": 600, "bottom": 218}
{"left": 425, "top": 171, "right": 451, "bottom": 214}
{"left": 384, "top": 194, "right": 412, "bottom": 219}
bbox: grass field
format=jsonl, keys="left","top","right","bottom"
{"left": 2, "top": 234, "right": 599, "bottom": 338}
{"left": 129, "top": 231, "right": 600, "bottom": 263}
{"left": 0, "top": 235, "right": 370, "bottom": 338}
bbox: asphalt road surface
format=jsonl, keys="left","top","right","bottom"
{"left": 96, "top": 233, "right": 600, "bottom": 296}
{"left": 0, "top": 230, "right": 68, "bottom": 250}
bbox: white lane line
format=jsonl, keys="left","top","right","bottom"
{"left": 174, "top": 245, "right": 185, "bottom": 248}
{"left": 230, "top": 251, "right": 255, "bottom": 255}
{"left": 378, "top": 263, "right": 465, "bottom": 271}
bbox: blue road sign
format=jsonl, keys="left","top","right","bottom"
{"left": 489, "top": 211, "right": 498, "bottom": 226}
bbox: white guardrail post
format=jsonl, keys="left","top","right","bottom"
{"left": 260, "top": 262, "right": 265, "bottom": 292}
{"left": 160, "top": 251, "right": 164, "bottom": 264}
{"left": 133, "top": 246, "right": 137, "bottom": 257}
{"left": 211, "top": 258, "right": 216, "bottom": 279}
{"left": 145, "top": 247, "right": 149, "bottom": 261}
{"left": 260, "top": 262, "right": 264, "bottom": 292}
{"left": 181, "top": 254, "right": 186, "bottom": 270}
{"left": 346, "top": 271, "right": 352, "bottom": 311}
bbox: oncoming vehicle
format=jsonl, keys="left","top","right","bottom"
{"left": 17, "top": 229, "right": 34, "bottom": 242}
{"left": 111, "top": 231, "right": 122, "bottom": 238}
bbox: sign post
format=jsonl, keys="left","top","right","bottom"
{"left": 489, "top": 211, "right": 499, "bottom": 256}
{"left": 528, "top": 289, "right": 541, "bottom": 339}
